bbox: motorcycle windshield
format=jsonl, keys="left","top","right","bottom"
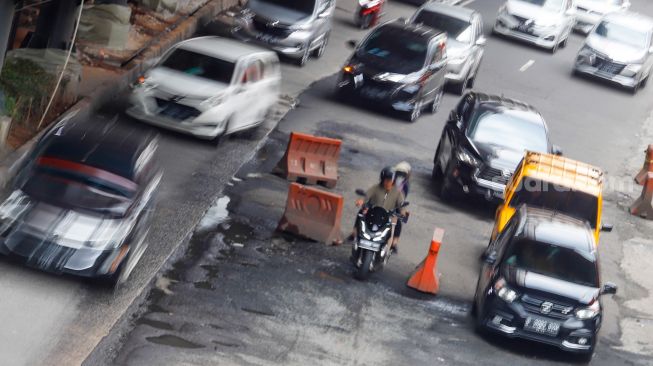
{"left": 365, "top": 206, "right": 390, "bottom": 230}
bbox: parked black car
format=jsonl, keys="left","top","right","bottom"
{"left": 336, "top": 20, "right": 448, "bottom": 122}
{"left": 473, "top": 205, "right": 617, "bottom": 362}
{"left": 0, "top": 117, "right": 162, "bottom": 287}
{"left": 432, "top": 92, "right": 560, "bottom": 201}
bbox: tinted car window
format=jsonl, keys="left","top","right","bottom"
{"left": 594, "top": 21, "right": 649, "bottom": 49}
{"left": 466, "top": 106, "right": 548, "bottom": 153}
{"left": 414, "top": 11, "right": 473, "bottom": 43}
{"left": 510, "top": 178, "right": 599, "bottom": 228}
{"left": 249, "top": 0, "right": 316, "bottom": 15}
{"left": 503, "top": 239, "right": 599, "bottom": 287}
{"left": 161, "top": 49, "right": 235, "bottom": 84}
{"left": 358, "top": 28, "right": 428, "bottom": 74}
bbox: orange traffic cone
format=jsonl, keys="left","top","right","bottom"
{"left": 407, "top": 228, "right": 444, "bottom": 295}
{"left": 635, "top": 145, "right": 653, "bottom": 185}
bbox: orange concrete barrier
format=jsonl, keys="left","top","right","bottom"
{"left": 407, "top": 228, "right": 444, "bottom": 295}
{"left": 278, "top": 132, "right": 341, "bottom": 188}
{"left": 634, "top": 145, "right": 653, "bottom": 185}
{"left": 631, "top": 172, "right": 653, "bottom": 219}
{"left": 277, "top": 183, "right": 343, "bottom": 245}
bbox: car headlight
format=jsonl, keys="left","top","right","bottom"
{"left": 456, "top": 148, "right": 480, "bottom": 166}
{"left": 577, "top": 46, "right": 596, "bottom": 64}
{"left": 575, "top": 301, "right": 600, "bottom": 319}
{"left": 202, "top": 95, "right": 224, "bottom": 108}
{"left": 402, "top": 84, "right": 420, "bottom": 94}
{"left": 375, "top": 72, "right": 406, "bottom": 83}
{"left": 622, "top": 63, "right": 643, "bottom": 77}
{"left": 494, "top": 278, "right": 518, "bottom": 303}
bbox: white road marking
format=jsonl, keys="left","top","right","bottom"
{"left": 519, "top": 60, "right": 535, "bottom": 72}
{"left": 456, "top": 0, "right": 476, "bottom": 6}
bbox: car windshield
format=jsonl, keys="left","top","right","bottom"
{"left": 519, "top": 0, "right": 564, "bottom": 11}
{"left": 586, "top": 0, "right": 624, "bottom": 5}
{"left": 509, "top": 178, "right": 599, "bottom": 228}
{"left": 249, "top": 0, "right": 315, "bottom": 15}
{"left": 357, "top": 28, "right": 428, "bottom": 74}
{"left": 594, "top": 21, "right": 649, "bottom": 49}
{"left": 161, "top": 48, "right": 235, "bottom": 84}
{"left": 413, "top": 11, "right": 473, "bottom": 43}
{"left": 20, "top": 159, "right": 135, "bottom": 217}
{"left": 504, "top": 239, "right": 599, "bottom": 287}
{"left": 467, "top": 107, "right": 548, "bottom": 153}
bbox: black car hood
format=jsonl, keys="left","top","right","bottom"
{"left": 472, "top": 140, "right": 525, "bottom": 171}
{"left": 350, "top": 55, "right": 422, "bottom": 78}
{"left": 505, "top": 267, "right": 599, "bottom": 305}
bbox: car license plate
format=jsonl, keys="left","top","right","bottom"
{"left": 517, "top": 24, "right": 532, "bottom": 34}
{"left": 524, "top": 317, "right": 560, "bottom": 337}
{"left": 361, "top": 87, "right": 387, "bottom": 100}
{"left": 257, "top": 34, "right": 278, "bottom": 44}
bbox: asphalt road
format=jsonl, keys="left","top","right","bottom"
{"left": 87, "top": 0, "right": 653, "bottom": 365}
{"left": 2, "top": 0, "right": 653, "bottom": 365}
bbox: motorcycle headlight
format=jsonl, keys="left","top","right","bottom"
{"left": 372, "top": 228, "right": 390, "bottom": 242}
{"left": 575, "top": 301, "right": 600, "bottom": 319}
{"left": 456, "top": 148, "right": 480, "bottom": 166}
{"left": 494, "top": 278, "right": 518, "bottom": 303}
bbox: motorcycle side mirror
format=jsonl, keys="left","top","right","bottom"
{"left": 601, "top": 282, "right": 618, "bottom": 295}
{"left": 601, "top": 223, "right": 614, "bottom": 232}
{"left": 346, "top": 40, "right": 358, "bottom": 49}
{"left": 355, "top": 188, "right": 366, "bottom": 196}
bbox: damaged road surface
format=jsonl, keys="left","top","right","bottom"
{"left": 90, "top": 73, "right": 651, "bottom": 366}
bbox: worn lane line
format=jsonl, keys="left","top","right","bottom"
{"left": 519, "top": 60, "right": 535, "bottom": 72}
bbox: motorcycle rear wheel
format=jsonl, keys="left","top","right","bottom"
{"left": 355, "top": 250, "right": 374, "bottom": 280}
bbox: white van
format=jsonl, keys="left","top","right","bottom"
{"left": 128, "top": 37, "right": 280, "bottom": 140}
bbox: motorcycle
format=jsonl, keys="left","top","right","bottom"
{"left": 354, "top": 0, "right": 384, "bottom": 30}
{"left": 351, "top": 189, "right": 408, "bottom": 280}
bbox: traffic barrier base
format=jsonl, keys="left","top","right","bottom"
{"left": 407, "top": 228, "right": 444, "bottom": 295}
{"left": 634, "top": 145, "right": 653, "bottom": 185}
{"left": 630, "top": 172, "right": 653, "bottom": 219}
{"left": 277, "top": 183, "right": 343, "bottom": 245}
{"left": 277, "top": 132, "right": 341, "bottom": 188}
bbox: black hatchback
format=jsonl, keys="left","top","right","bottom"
{"left": 336, "top": 20, "right": 448, "bottom": 122}
{"left": 473, "top": 205, "right": 617, "bottom": 362}
{"left": 432, "top": 92, "right": 561, "bottom": 201}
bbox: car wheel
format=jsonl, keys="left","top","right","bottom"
{"left": 630, "top": 82, "right": 640, "bottom": 95}
{"left": 641, "top": 75, "right": 649, "bottom": 89}
{"left": 550, "top": 40, "right": 559, "bottom": 54}
{"left": 296, "top": 45, "right": 310, "bottom": 67}
{"left": 560, "top": 36, "right": 568, "bottom": 49}
{"left": 314, "top": 33, "right": 329, "bottom": 58}
{"left": 577, "top": 345, "right": 595, "bottom": 364}
{"left": 452, "top": 75, "right": 469, "bottom": 95}
{"left": 430, "top": 88, "right": 444, "bottom": 114}
{"left": 405, "top": 99, "right": 422, "bottom": 122}
{"left": 474, "top": 299, "right": 487, "bottom": 334}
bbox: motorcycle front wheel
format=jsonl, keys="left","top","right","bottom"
{"left": 355, "top": 250, "right": 374, "bottom": 280}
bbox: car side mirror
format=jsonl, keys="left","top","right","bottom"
{"left": 355, "top": 188, "right": 366, "bottom": 196}
{"left": 484, "top": 251, "right": 498, "bottom": 265}
{"left": 346, "top": 40, "right": 358, "bottom": 49}
{"left": 448, "top": 110, "right": 459, "bottom": 123}
{"left": 476, "top": 36, "right": 487, "bottom": 46}
{"left": 552, "top": 145, "right": 563, "bottom": 156}
{"left": 318, "top": 9, "right": 331, "bottom": 18}
{"left": 622, "top": 1, "right": 631, "bottom": 9}
{"left": 649, "top": 45, "right": 653, "bottom": 54}
{"left": 565, "top": 8, "right": 576, "bottom": 16}
{"left": 601, "top": 223, "right": 614, "bottom": 232}
{"left": 601, "top": 282, "right": 618, "bottom": 295}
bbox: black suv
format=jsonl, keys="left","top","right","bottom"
{"left": 432, "top": 92, "right": 561, "bottom": 201}
{"left": 473, "top": 205, "right": 618, "bottom": 362}
{"left": 336, "top": 20, "right": 448, "bottom": 122}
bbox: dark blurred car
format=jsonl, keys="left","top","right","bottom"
{"left": 409, "top": 2, "right": 486, "bottom": 94}
{"left": 432, "top": 92, "right": 560, "bottom": 201}
{"left": 336, "top": 20, "right": 448, "bottom": 122}
{"left": 474, "top": 205, "right": 618, "bottom": 362}
{"left": 0, "top": 117, "right": 162, "bottom": 287}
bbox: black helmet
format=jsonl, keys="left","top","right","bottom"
{"left": 379, "top": 166, "right": 395, "bottom": 182}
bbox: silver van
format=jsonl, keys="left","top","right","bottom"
{"left": 232, "top": 0, "right": 336, "bottom": 66}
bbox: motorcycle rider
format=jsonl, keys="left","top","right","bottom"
{"left": 394, "top": 161, "right": 411, "bottom": 199}
{"left": 352, "top": 166, "right": 408, "bottom": 253}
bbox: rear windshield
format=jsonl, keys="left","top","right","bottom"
{"left": 519, "top": 0, "right": 564, "bottom": 11}
{"left": 161, "top": 48, "right": 235, "bottom": 84}
{"left": 510, "top": 178, "right": 599, "bottom": 228}
{"left": 249, "top": 0, "right": 315, "bottom": 15}
{"left": 358, "top": 28, "right": 428, "bottom": 74}
{"left": 504, "top": 239, "right": 599, "bottom": 287}
{"left": 413, "top": 11, "right": 473, "bottom": 43}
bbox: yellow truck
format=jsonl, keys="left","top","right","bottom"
{"left": 491, "top": 151, "right": 612, "bottom": 245}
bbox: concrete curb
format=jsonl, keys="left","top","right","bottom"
{"left": 0, "top": 0, "right": 240, "bottom": 187}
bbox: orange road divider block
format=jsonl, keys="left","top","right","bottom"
{"left": 277, "top": 183, "right": 343, "bottom": 245}
{"left": 630, "top": 172, "right": 653, "bottom": 219}
{"left": 278, "top": 132, "right": 341, "bottom": 188}
{"left": 407, "top": 228, "right": 444, "bottom": 295}
{"left": 634, "top": 145, "right": 653, "bottom": 185}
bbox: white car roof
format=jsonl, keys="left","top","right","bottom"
{"left": 175, "top": 36, "right": 275, "bottom": 62}
{"left": 419, "top": 2, "right": 476, "bottom": 21}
